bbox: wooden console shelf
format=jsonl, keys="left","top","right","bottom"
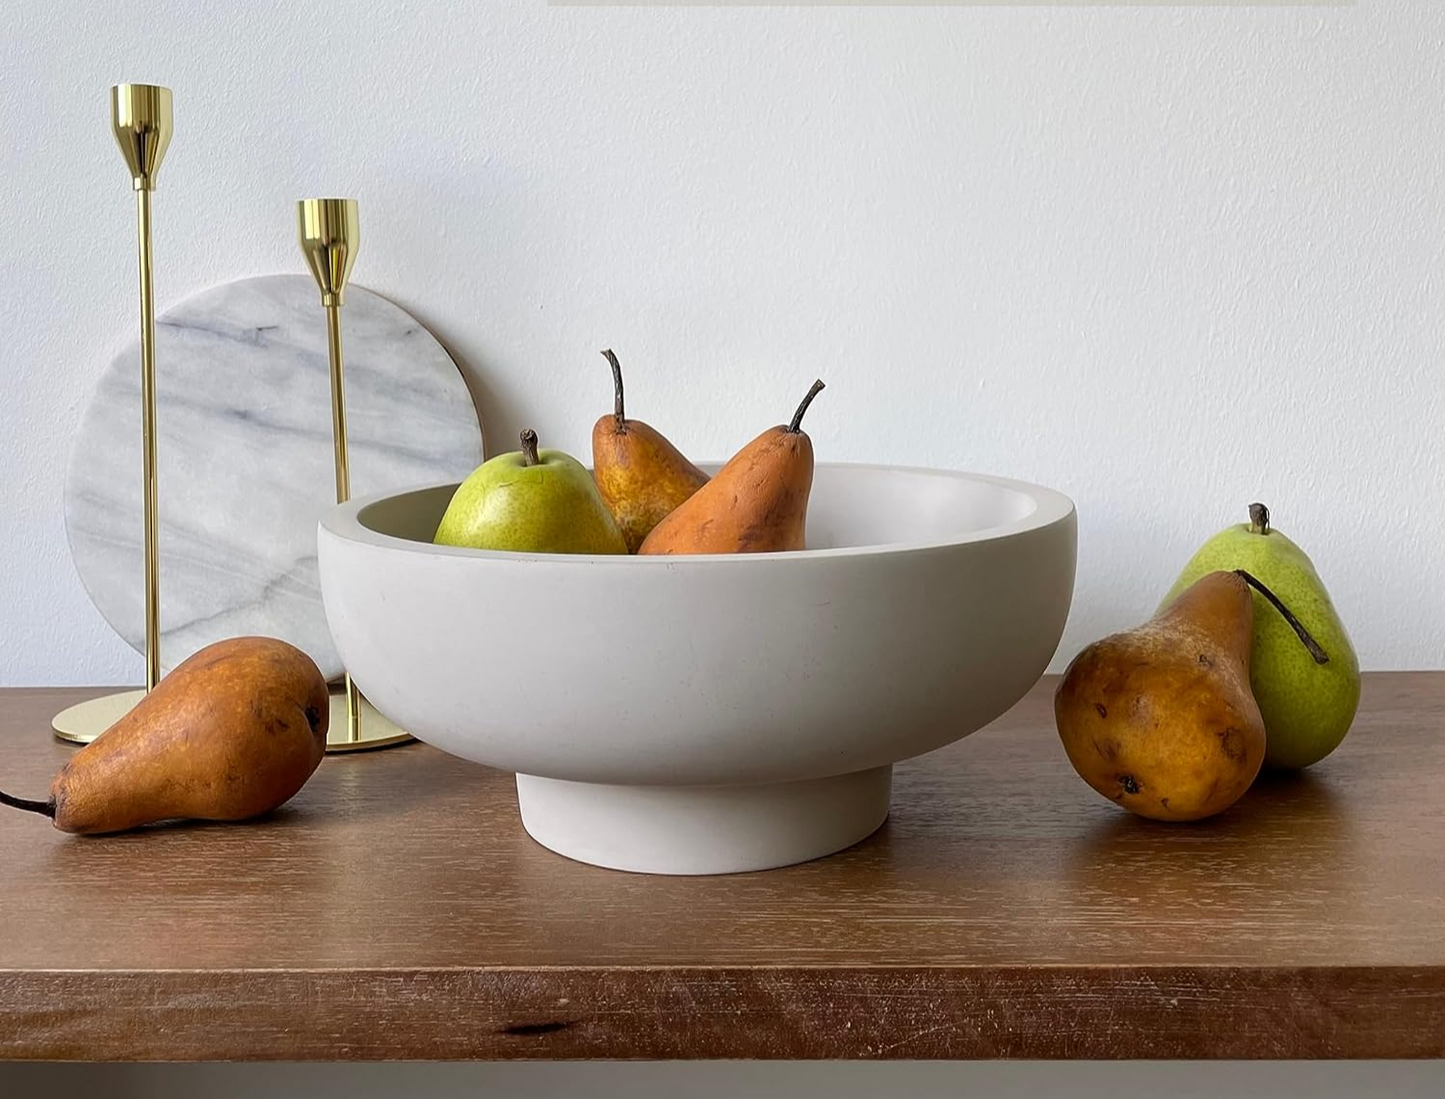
{"left": 1, "top": 674, "right": 1442, "bottom": 1060}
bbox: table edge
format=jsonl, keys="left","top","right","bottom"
{"left": 3, "top": 963, "right": 1442, "bottom": 1061}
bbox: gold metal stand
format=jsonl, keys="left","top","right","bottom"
{"left": 324, "top": 692, "right": 412, "bottom": 752}
{"left": 53, "top": 689, "right": 148, "bottom": 745}
{"left": 298, "top": 198, "right": 412, "bottom": 752}
{"left": 55, "top": 84, "right": 174, "bottom": 744}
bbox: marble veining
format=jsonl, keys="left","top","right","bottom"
{"left": 66, "top": 275, "right": 483, "bottom": 680}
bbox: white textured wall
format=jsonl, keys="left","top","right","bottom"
{"left": 2, "top": 1, "right": 1441, "bottom": 685}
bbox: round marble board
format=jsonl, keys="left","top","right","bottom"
{"left": 66, "top": 274, "right": 484, "bottom": 681}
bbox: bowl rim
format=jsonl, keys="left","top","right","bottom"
{"left": 320, "top": 461, "right": 1076, "bottom": 564}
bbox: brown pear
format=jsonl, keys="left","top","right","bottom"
{"left": 0, "top": 637, "right": 329, "bottom": 835}
{"left": 1056, "top": 570, "right": 1330, "bottom": 821}
{"left": 639, "top": 379, "right": 825, "bottom": 555}
{"left": 1055, "top": 570, "right": 1276, "bottom": 822}
{"left": 591, "top": 350, "right": 709, "bottom": 553}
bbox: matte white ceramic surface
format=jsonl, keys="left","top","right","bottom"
{"left": 66, "top": 275, "right": 483, "bottom": 680}
{"left": 318, "top": 464, "right": 1076, "bottom": 874}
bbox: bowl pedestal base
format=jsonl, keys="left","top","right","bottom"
{"left": 515, "top": 765, "right": 892, "bottom": 875}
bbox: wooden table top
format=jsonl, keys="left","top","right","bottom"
{"left": 1, "top": 674, "right": 1442, "bottom": 1061}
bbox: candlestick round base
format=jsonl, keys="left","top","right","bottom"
{"left": 52, "top": 689, "right": 147, "bottom": 744}
{"left": 326, "top": 690, "right": 413, "bottom": 753}
{"left": 52, "top": 686, "right": 412, "bottom": 752}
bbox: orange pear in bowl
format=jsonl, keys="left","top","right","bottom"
{"left": 591, "top": 350, "right": 709, "bottom": 553}
{"left": 639, "top": 379, "right": 825, "bottom": 556}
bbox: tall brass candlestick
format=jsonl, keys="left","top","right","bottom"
{"left": 114, "top": 84, "right": 172, "bottom": 694}
{"left": 298, "top": 198, "right": 361, "bottom": 744}
{"left": 297, "top": 198, "right": 411, "bottom": 752}
{"left": 53, "top": 84, "right": 174, "bottom": 744}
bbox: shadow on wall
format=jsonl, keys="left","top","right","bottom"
{"left": 381, "top": 291, "right": 511, "bottom": 462}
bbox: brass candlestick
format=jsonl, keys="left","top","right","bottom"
{"left": 54, "top": 84, "right": 174, "bottom": 744}
{"left": 297, "top": 198, "right": 411, "bottom": 752}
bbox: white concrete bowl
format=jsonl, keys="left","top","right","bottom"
{"left": 318, "top": 464, "right": 1076, "bottom": 875}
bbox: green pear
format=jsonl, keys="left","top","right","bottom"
{"left": 434, "top": 429, "right": 627, "bottom": 555}
{"left": 1161, "top": 503, "right": 1359, "bottom": 770}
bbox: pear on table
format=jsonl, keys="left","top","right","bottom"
{"left": 591, "top": 350, "right": 708, "bottom": 553}
{"left": 640, "top": 380, "right": 825, "bottom": 555}
{"left": 1162, "top": 503, "right": 1359, "bottom": 770}
{"left": 1055, "top": 569, "right": 1329, "bottom": 822}
{"left": 0, "top": 637, "right": 329, "bottom": 835}
{"left": 434, "top": 429, "right": 627, "bottom": 555}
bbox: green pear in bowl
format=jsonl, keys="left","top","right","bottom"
{"left": 434, "top": 429, "right": 627, "bottom": 555}
{"left": 1161, "top": 503, "right": 1359, "bottom": 770}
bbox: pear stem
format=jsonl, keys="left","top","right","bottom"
{"left": 519, "top": 429, "right": 540, "bottom": 467}
{"left": 602, "top": 349, "right": 625, "bottom": 426}
{"left": 1249, "top": 502, "right": 1271, "bottom": 535}
{"left": 788, "top": 379, "right": 826, "bottom": 433}
{"left": 1234, "top": 569, "right": 1329, "bottom": 665}
{"left": 0, "top": 788, "right": 55, "bottom": 819}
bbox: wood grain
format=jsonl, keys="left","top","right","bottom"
{"left": 1, "top": 675, "right": 1442, "bottom": 1060}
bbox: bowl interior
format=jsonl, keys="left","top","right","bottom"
{"left": 355, "top": 465, "right": 1044, "bottom": 553}
{"left": 805, "top": 465, "right": 1037, "bottom": 549}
